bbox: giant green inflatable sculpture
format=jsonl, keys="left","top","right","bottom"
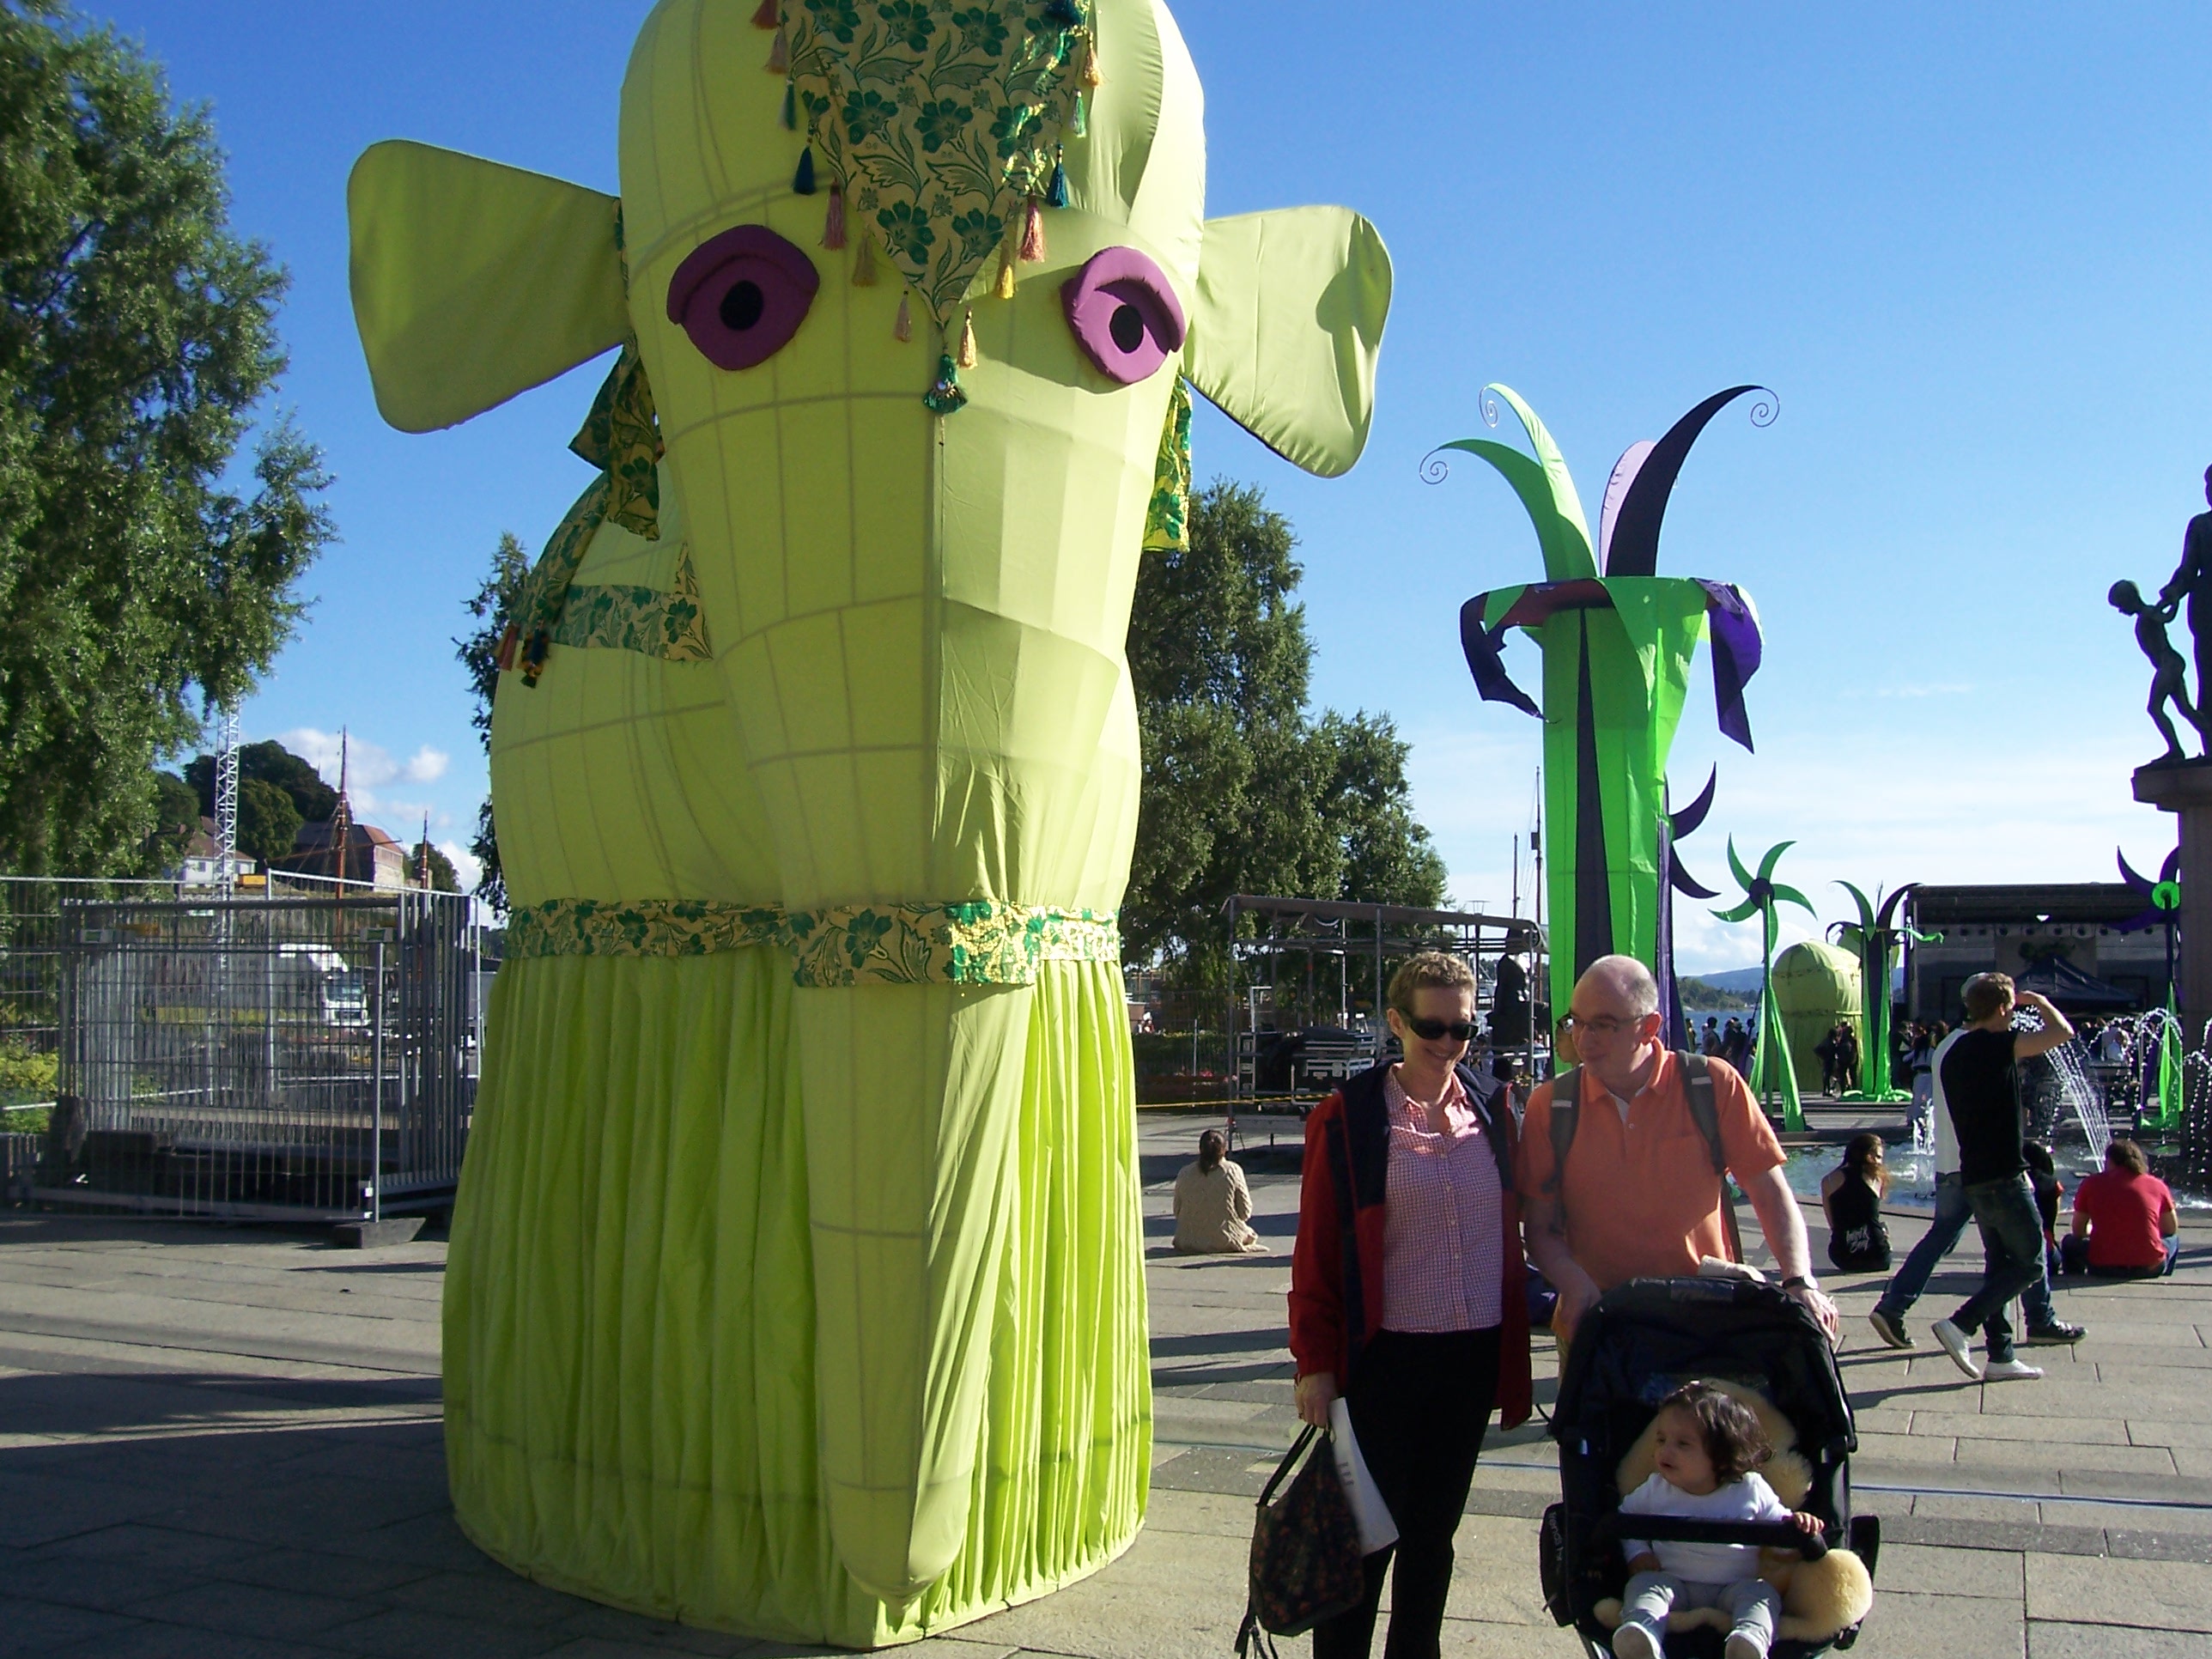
{"left": 347, "top": 1, "right": 1389, "bottom": 1644}
{"left": 1437, "top": 386, "right": 1770, "bottom": 1030}
{"left": 1831, "top": 882, "right": 1936, "bottom": 1104}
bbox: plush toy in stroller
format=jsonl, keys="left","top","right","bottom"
{"left": 1539, "top": 1278, "right": 1879, "bottom": 1656}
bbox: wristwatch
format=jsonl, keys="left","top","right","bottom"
{"left": 1781, "top": 1275, "right": 1815, "bottom": 1291}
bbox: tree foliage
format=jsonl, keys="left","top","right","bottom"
{"left": 0, "top": 2, "right": 332, "bottom": 874}
{"left": 455, "top": 531, "right": 532, "bottom": 909}
{"left": 234, "top": 775, "right": 301, "bottom": 865}
{"left": 1122, "top": 481, "right": 1448, "bottom": 981}
{"left": 409, "top": 839, "right": 459, "bottom": 892}
{"left": 184, "top": 738, "right": 337, "bottom": 824}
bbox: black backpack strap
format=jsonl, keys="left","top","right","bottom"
{"left": 1676, "top": 1050, "right": 1745, "bottom": 1263}
{"left": 1545, "top": 1065, "right": 1581, "bottom": 1198}
{"left": 1324, "top": 1112, "right": 1367, "bottom": 1382}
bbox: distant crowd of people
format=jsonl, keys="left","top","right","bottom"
{"left": 1692, "top": 1015, "right": 1756, "bottom": 1073}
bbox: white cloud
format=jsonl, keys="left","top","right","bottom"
{"left": 404, "top": 745, "right": 450, "bottom": 783}
{"left": 441, "top": 840, "right": 483, "bottom": 893}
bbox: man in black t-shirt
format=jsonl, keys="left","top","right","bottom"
{"left": 1932, "top": 973, "right": 2076, "bottom": 1381}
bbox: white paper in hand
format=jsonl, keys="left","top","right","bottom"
{"left": 1328, "top": 1399, "right": 1398, "bottom": 1555}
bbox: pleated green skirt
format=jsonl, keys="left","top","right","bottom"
{"left": 444, "top": 950, "right": 1152, "bottom": 1645}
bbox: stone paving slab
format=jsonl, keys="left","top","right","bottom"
{"left": 0, "top": 1114, "right": 2206, "bottom": 1656}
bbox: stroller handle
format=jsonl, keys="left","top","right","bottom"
{"left": 1595, "top": 1513, "right": 1830, "bottom": 1560}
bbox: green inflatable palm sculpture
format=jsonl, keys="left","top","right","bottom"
{"left": 1832, "top": 882, "right": 1938, "bottom": 1104}
{"left": 1440, "top": 385, "right": 1772, "bottom": 1032}
{"left": 1715, "top": 838, "right": 1814, "bottom": 1128}
{"left": 344, "top": 0, "right": 1391, "bottom": 1644}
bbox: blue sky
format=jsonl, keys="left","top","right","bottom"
{"left": 93, "top": 2, "right": 2212, "bottom": 968}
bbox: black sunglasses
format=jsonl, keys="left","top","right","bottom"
{"left": 1403, "top": 1016, "right": 1476, "bottom": 1042}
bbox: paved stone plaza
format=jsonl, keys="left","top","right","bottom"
{"left": 1, "top": 1109, "right": 2207, "bottom": 1657}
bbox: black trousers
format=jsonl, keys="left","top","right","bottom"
{"left": 1312, "top": 1328, "right": 1502, "bottom": 1659}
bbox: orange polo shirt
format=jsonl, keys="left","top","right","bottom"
{"left": 1517, "top": 1049, "right": 1784, "bottom": 1291}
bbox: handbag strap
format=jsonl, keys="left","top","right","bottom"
{"left": 1255, "top": 1424, "right": 1319, "bottom": 1510}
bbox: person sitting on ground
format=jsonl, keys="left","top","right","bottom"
{"left": 1520, "top": 957, "right": 1841, "bottom": 1347}
{"left": 2022, "top": 1140, "right": 2065, "bottom": 1280}
{"left": 2062, "top": 1139, "right": 2180, "bottom": 1279}
{"left": 1929, "top": 974, "right": 2078, "bottom": 1382}
{"left": 1611, "top": 1381, "right": 1825, "bottom": 1659}
{"left": 1171, "top": 1129, "right": 1268, "bottom": 1255}
{"left": 1820, "top": 1133, "right": 1892, "bottom": 1272}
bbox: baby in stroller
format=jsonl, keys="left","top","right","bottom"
{"left": 1613, "top": 1382, "right": 1825, "bottom": 1659}
{"left": 1540, "top": 1278, "right": 1878, "bottom": 1659}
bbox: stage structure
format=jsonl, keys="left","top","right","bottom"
{"left": 1220, "top": 895, "right": 1545, "bottom": 1100}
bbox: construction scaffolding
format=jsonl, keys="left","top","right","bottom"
{"left": 1223, "top": 895, "right": 1547, "bottom": 1106}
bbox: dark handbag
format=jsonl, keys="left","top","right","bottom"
{"left": 1234, "top": 1425, "right": 1366, "bottom": 1656}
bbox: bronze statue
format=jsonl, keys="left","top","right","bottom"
{"left": 2160, "top": 466, "right": 2212, "bottom": 696}
{"left": 2111, "top": 578, "right": 2202, "bottom": 762}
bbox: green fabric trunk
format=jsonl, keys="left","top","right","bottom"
{"left": 446, "top": 952, "right": 1151, "bottom": 1645}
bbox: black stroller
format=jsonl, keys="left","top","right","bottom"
{"left": 1537, "top": 1278, "right": 1880, "bottom": 1657}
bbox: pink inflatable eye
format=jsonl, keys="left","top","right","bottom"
{"left": 1060, "top": 247, "right": 1186, "bottom": 386}
{"left": 666, "top": 225, "right": 818, "bottom": 370}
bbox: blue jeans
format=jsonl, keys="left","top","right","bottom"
{"left": 1876, "top": 1172, "right": 2056, "bottom": 1333}
{"left": 1950, "top": 1176, "right": 2048, "bottom": 1364}
{"left": 2060, "top": 1231, "right": 2180, "bottom": 1277}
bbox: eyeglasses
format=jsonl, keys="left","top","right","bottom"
{"left": 1402, "top": 1016, "right": 1477, "bottom": 1042}
{"left": 1560, "top": 1012, "right": 1644, "bottom": 1037}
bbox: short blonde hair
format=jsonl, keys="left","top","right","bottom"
{"left": 1388, "top": 951, "right": 1476, "bottom": 1020}
{"left": 1962, "top": 972, "right": 2014, "bottom": 1024}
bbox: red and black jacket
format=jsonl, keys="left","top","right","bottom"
{"left": 1286, "top": 1060, "right": 1533, "bottom": 1429}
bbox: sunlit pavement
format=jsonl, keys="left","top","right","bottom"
{"left": 0, "top": 1112, "right": 2204, "bottom": 1656}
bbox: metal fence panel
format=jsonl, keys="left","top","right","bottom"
{"left": 2, "top": 877, "right": 486, "bottom": 1221}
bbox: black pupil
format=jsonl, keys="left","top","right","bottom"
{"left": 1109, "top": 301, "right": 1146, "bottom": 353}
{"left": 720, "top": 279, "right": 766, "bottom": 331}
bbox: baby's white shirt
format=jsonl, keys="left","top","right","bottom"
{"left": 1618, "top": 1469, "right": 1791, "bottom": 1584}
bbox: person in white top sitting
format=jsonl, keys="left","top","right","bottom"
{"left": 1613, "top": 1382, "right": 1823, "bottom": 1659}
{"left": 1171, "top": 1130, "right": 1267, "bottom": 1254}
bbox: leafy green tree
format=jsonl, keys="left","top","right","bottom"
{"left": 409, "top": 839, "right": 460, "bottom": 892}
{"left": 1122, "top": 481, "right": 1447, "bottom": 981}
{"left": 455, "top": 531, "right": 532, "bottom": 909}
{"left": 0, "top": 2, "right": 333, "bottom": 874}
{"left": 234, "top": 775, "right": 301, "bottom": 865}
{"left": 185, "top": 738, "right": 338, "bottom": 824}
{"left": 143, "top": 769, "right": 202, "bottom": 864}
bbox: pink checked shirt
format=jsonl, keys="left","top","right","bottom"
{"left": 1379, "top": 1066, "right": 1505, "bottom": 1332}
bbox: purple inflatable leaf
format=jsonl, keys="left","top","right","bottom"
{"left": 1698, "top": 580, "right": 1762, "bottom": 752}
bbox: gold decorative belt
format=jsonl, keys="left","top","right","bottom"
{"left": 504, "top": 897, "right": 1120, "bottom": 987}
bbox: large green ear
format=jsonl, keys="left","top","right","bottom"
{"left": 1182, "top": 206, "right": 1391, "bottom": 478}
{"left": 349, "top": 140, "right": 629, "bottom": 434}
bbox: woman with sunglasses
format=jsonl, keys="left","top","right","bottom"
{"left": 1287, "top": 951, "right": 1533, "bottom": 1659}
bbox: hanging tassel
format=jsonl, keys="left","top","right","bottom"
{"left": 781, "top": 79, "right": 796, "bottom": 130}
{"left": 765, "top": 26, "right": 788, "bottom": 72}
{"left": 793, "top": 146, "right": 816, "bottom": 195}
{"left": 923, "top": 354, "right": 968, "bottom": 415}
{"left": 1018, "top": 197, "right": 1046, "bottom": 262}
{"left": 1046, "top": 148, "right": 1069, "bottom": 209}
{"left": 494, "top": 622, "right": 520, "bottom": 674}
{"left": 852, "top": 230, "right": 880, "bottom": 286}
{"left": 956, "top": 309, "right": 977, "bottom": 369}
{"left": 1082, "top": 41, "right": 1103, "bottom": 87}
{"left": 994, "top": 246, "right": 1017, "bottom": 300}
{"left": 1068, "top": 90, "right": 1087, "bottom": 138}
{"left": 750, "top": 0, "right": 778, "bottom": 27}
{"left": 893, "top": 292, "right": 912, "bottom": 342}
{"left": 821, "top": 183, "right": 846, "bottom": 249}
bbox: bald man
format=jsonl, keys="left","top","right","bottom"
{"left": 1520, "top": 956, "right": 1841, "bottom": 1344}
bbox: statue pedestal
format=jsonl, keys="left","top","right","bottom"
{"left": 2131, "top": 760, "right": 2212, "bottom": 1042}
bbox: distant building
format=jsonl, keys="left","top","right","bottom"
{"left": 1905, "top": 883, "right": 2172, "bottom": 1023}
{"left": 276, "top": 818, "right": 410, "bottom": 890}
{"left": 176, "top": 817, "right": 254, "bottom": 888}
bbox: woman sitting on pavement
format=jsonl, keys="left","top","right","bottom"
{"left": 1171, "top": 1129, "right": 1268, "bottom": 1255}
{"left": 1288, "top": 951, "right": 1531, "bottom": 1659}
{"left": 1820, "top": 1133, "right": 1892, "bottom": 1272}
{"left": 2061, "top": 1139, "right": 2180, "bottom": 1279}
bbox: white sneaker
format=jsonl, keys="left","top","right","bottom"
{"left": 1725, "top": 1634, "right": 1769, "bottom": 1659}
{"left": 1613, "top": 1623, "right": 1662, "bottom": 1659}
{"left": 1932, "top": 1318, "right": 1984, "bottom": 1379}
{"left": 1983, "top": 1358, "right": 2044, "bottom": 1381}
